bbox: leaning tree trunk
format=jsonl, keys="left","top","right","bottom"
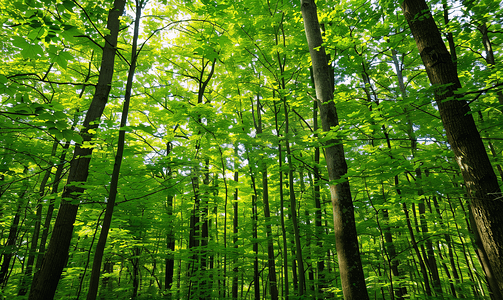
{"left": 86, "top": 2, "right": 142, "bottom": 299}
{"left": 28, "top": 1, "right": 127, "bottom": 299}
{"left": 300, "top": 1, "right": 369, "bottom": 299}
{"left": 401, "top": 0, "right": 503, "bottom": 296}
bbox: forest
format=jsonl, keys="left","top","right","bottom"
{"left": 1, "top": 0, "right": 503, "bottom": 299}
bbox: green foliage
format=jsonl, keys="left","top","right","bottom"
{"left": 1, "top": 0, "right": 502, "bottom": 299}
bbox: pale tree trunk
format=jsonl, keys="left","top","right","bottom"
{"left": 401, "top": 0, "right": 503, "bottom": 296}
{"left": 28, "top": 0, "right": 127, "bottom": 299}
{"left": 300, "top": 1, "right": 369, "bottom": 299}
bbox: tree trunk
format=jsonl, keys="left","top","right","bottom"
{"left": 272, "top": 99, "right": 290, "bottom": 300}
{"left": 401, "top": 0, "right": 503, "bottom": 296}
{"left": 28, "top": 1, "right": 127, "bottom": 299}
{"left": 86, "top": 2, "right": 142, "bottom": 299}
{"left": 403, "top": 203, "right": 432, "bottom": 296}
{"left": 312, "top": 100, "right": 327, "bottom": 299}
{"left": 0, "top": 190, "right": 26, "bottom": 286}
{"left": 35, "top": 140, "right": 71, "bottom": 272}
{"left": 165, "top": 144, "right": 176, "bottom": 296}
{"left": 232, "top": 164, "right": 239, "bottom": 299}
{"left": 283, "top": 100, "right": 306, "bottom": 296}
{"left": 18, "top": 140, "right": 57, "bottom": 295}
{"left": 300, "top": 1, "right": 369, "bottom": 299}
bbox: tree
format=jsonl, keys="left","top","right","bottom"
{"left": 300, "top": 0, "right": 369, "bottom": 299}
{"left": 28, "top": 0, "right": 127, "bottom": 299}
{"left": 400, "top": 0, "right": 503, "bottom": 296}
{"left": 1, "top": 0, "right": 503, "bottom": 298}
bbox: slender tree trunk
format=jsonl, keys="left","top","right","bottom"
{"left": 252, "top": 193, "right": 260, "bottom": 300}
{"left": 35, "top": 140, "right": 71, "bottom": 271}
{"left": 18, "top": 140, "right": 58, "bottom": 295}
{"left": 0, "top": 189, "right": 27, "bottom": 286}
{"left": 283, "top": 98, "right": 306, "bottom": 296}
{"left": 28, "top": 1, "right": 126, "bottom": 299}
{"left": 418, "top": 197, "right": 443, "bottom": 297}
{"left": 165, "top": 143, "right": 176, "bottom": 297}
{"left": 312, "top": 100, "right": 327, "bottom": 299}
{"left": 403, "top": 202, "right": 432, "bottom": 296}
{"left": 272, "top": 99, "right": 290, "bottom": 300}
{"left": 477, "top": 23, "right": 503, "bottom": 107}
{"left": 433, "top": 196, "right": 464, "bottom": 297}
{"left": 401, "top": 0, "right": 503, "bottom": 296}
{"left": 131, "top": 247, "right": 140, "bottom": 299}
{"left": 232, "top": 163, "right": 239, "bottom": 299}
{"left": 301, "top": 1, "right": 369, "bottom": 299}
{"left": 250, "top": 97, "right": 280, "bottom": 300}
{"left": 86, "top": 2, "right": 142, "bottom": 299}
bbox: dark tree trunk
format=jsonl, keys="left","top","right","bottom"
{"left": 273, "top": 99, "right": 289, "bottom": 299}
{"left": 18, "top": 141, "right": 57, "bottom": 295}
{"left": 35, "top": 140, "right": 71, "bottom": 271}
{"left": 86, "top": 3, "right": 141, "bottom": 299}
{"left": 401, "top": 0, "right": 503, "bottom": 296}
{"left": 232, "top": 166, "right": 239, "bottom": 300}
{"left": 165, "top": 143, "right": 176, "bottom": 295}
{"left": 252, "top": 97, "right": 279, "bottom": 300}
{"left": 300, "top": 1, "right": 369, "bottom": 299}
{"left": 312, "top": 100, "right": 326, "bottom": 299}
{"left": 0, "top": 195, "right": 24, "bottom": 286}
{"left": 432, "top": 196, "right": 464, "bottom": 297}
{"left": 283, "top": 93, "right": 305, "bottom": 297}
{"left": 28, "top": 1, "right": 127, "bottom": 299}
{"left": 403, "top": 202, "right": 432, "bottom": 296}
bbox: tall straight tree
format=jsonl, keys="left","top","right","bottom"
{"left": 400, "top": 0, "right": 503, "bottom": 296}
{"left": 28, "top": 0, "right": 127, "bottom": 299}
{"left": 300, "top": 1, "right": 369, "bottom": 299}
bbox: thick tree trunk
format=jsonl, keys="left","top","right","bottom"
{"left": 401, "top": 0, "right": 503, "bottom": 296}
{"left": 300, "top": 1, "right": 369, "bottom": 299}
{"left": 28, "top": 1, "right": 127, "bottom": 299}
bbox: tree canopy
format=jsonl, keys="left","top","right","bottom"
{"left": 1, "top": 0, "right": 502, "bottom": 299}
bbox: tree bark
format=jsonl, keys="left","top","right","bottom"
{"left": 28, "top": 1, "right": 127, "bottom": 299}
{"left": 401, "top": 0, "right": 503, "bottom": 296}
{"left": 232, "top": 163, "right": 239, "bottom": 299}
{"left": 35, "top": 140, "right": 71, "bottom": 271}
{"left": 86, "top": 2, "right": 142, "bottom": 299}
{"left": 18, "top": 141, "right": 57, "bottom": 295}
{"left": 300, "top": 1, "right": 369, "bottom": 299}
{"left": 0, "top": 188, "right": 26, "bottom": 287}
